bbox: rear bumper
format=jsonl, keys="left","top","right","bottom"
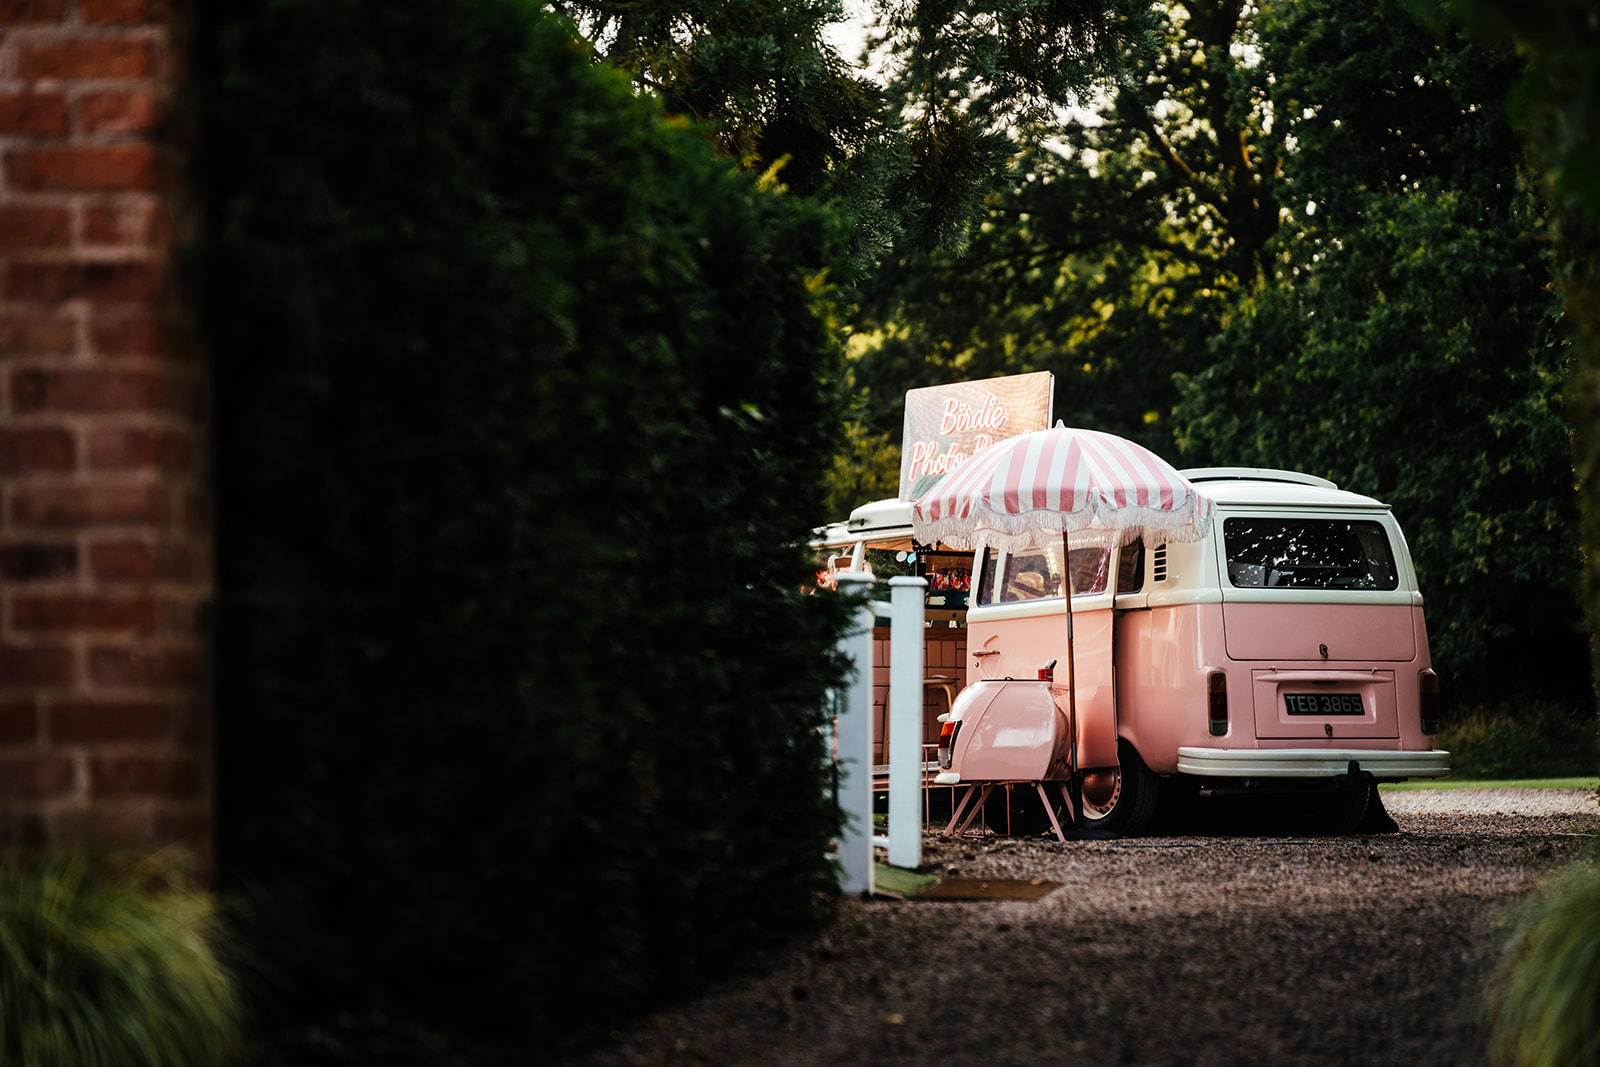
{"left": 1175, "top": 747, "right": 1450, "bottom": 780}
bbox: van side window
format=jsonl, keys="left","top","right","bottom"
{"left": 1223, "top": 518, "right": 1398, "bottom": 591}
{"left": 1002, "top": 547, "right": 1061, "bottom": 601}
{"left": 1117, "top": 539, "right": 1144, "bottom": 594}
{"left": 1068, "top": 547, "right": 1110, "bottom": 595}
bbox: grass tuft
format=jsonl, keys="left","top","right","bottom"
{"left": 0, "top": 849, "right": 241, "bottom": 1067}
{"left": 1490, "top": 859, "right": 1600, "bottom": 1066}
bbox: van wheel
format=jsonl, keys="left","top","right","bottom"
{"left": 1078, "top": 741, "right": 1159, "bottom": 837}
{"left": 1317, "top": 779, "right": 1372, "bottom": 835}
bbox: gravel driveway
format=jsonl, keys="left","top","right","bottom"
{"left": 568, "top": 788, "right": 1598, "bottom": 1066}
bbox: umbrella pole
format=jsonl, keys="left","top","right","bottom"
{"left": 1063, "top": 533, "right": 1082, "bottom": 833}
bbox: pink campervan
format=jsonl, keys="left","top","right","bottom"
{"left": 936, "top": 467, "right": 1450, "bottom": 835}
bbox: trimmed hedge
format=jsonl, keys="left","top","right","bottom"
{"left": 204, "top": 1, "right": 852, "bottom": 1060}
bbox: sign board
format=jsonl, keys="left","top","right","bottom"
{"left": 898, "top": 372, "right": 1054, "bottom": 500}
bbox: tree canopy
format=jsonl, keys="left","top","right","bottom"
{"left": 553, "top": 0, "right": 1156, "bottom": 260}
{"left": 841, "top": 0, "right": 1588, "bottom": 703}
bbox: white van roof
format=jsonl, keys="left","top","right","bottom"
{"left": 1181, "top": 467, "right": 1388, "bottom": 510}
{"left": 811, "top": 497, "right": 917, "bottom": 551}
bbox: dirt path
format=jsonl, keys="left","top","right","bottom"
{"left": 568, "top": 790, "right": 1598, "bottom": 1066}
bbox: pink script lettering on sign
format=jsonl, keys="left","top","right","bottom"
{"left": 908, "top": 434, "right": 994, "bottom": 480}
{"left": 938, "top": 396, "right": 1010, "bottom": 436}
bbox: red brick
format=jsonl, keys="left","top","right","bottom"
{"left": 0, "top": 699, "right": 41, "bottom": 745}
{"left": 154, "top": 810, "right": 210, "bottom": 848}
{"left": 87, "top": 425, "right": 189, "bottom": 470}
{"left": 81, "top": 0, "right": 166, "bottom": 23}
{"left": 157, "top": 595, "right": 203, "bottom": 635}
{"left": 88, "top": 312, "right": 158, "bottom": 355}
{"left": 182, "top": 488, "right": 209, "bottom": 532}
{"left": 0, "top": 205, "right": 71, "bottom": 249}
{"left": 168, "top": 699, "right": 208, "bottom": 745}
{"left": 49, "top": 699, "right": 164, "bottom": 742}
{"left": 78, "top": 89, "right": 158, "bottom": 134}
{"left": 0, "top": 813, "right": 51, "bottom": 849}
{"left": 95, "top": 754, "right": 206, "bottom": 802}
{"left": 0, "top": 541, "right": 77, "bottom": 580}
{"left": 0, "top": 642, "right": 74, "bottom": 685}
{"left": 85, "top": 202, "right": 164, "bottom": 247}
{"left": 88, "top": 643, "right": 196, "bottom": 685}
{"left": 89, "top": 754, "right": 160, "bottom": 796}
{"left": 157, "top": 541, "right": 195, "bottom": 580}
{"left": 12, "top": 367, "right": 170, "bottom": 412}
{"left": 7, "top": 145, "right": 158, "bottom": 192}
{"left": 13, "top": 593, "right": 158, "bottom": 633}
{"left": 0, "top": 313, "right": 75, "bottom": 356}
{"left": 0, "top": 755, "right": 74, "bottom": 800}
{"left": 52, "top": 805, "right": 160, "bottom": 843}
{"left": 159, "top": 756, "right": 204, "bottom": 800}
{"left": 0, "top": 427, "right": 75, "bottom": 473}
{"left": 86, "top": 538, "right": 152, "bottom": 579}
{"left": 0, "top": 92, "right": 69, "bottom": 136}
{"left": 6, "top": 259, "right": 161, "bottom": 303}
{"left": 15, "top": 39, "right": 155, "bottom": 80}
{"left": 10, "top": 483, "right": 168, "bottom": 527}
{"left": 0, "top": 0, "right": 67, "bottom": 22}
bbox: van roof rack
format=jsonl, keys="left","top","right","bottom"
{"left": 1179, "top": 467, "right": 1338, "bottom": 490}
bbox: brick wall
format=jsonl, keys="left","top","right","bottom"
{"left": 0, "top": 0, "right": 209, "bottom": 860}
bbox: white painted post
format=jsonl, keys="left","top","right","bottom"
{"left": 887, "top": 576, "right": 926, "bottom": 870}
{"left": 832, "top": 572, "right": 875, "bottom": 896}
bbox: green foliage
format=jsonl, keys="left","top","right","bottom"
{"left": 1423, "top": 0, "right": 1600, "bottom": 701}
{"left": 1490, "top": 859, "right": 1600, "bottom": 1066}
{"left": 1437, "top": 702, "right": 1599, "bottom": 779}
{"left": 842, "top": 0, "right": 1590, "bottom": 704}
{"left": 205, "top": 0, "right": 853, "bottom": 1060}
{"left": 825, "top": 420, "right": 901, "bottom": 517}
{"left": 1430, "top": 0, "right": 1600, "bottom": 219}
{"left": 1177, "top": 189, "right": 1586, "bottom": 703}
{"left": 0, "top": 851, "right": 240, "bottom": 1067}
{"left": 872, "top": 0, "right": 1160, "bottom": 254}
{"left": 1261, "top": 0, "right": 1529, "bottom": 224}
{"left": 556, "top": 0, "right": 1154, "bottom": 262}
{"left": 555, "top": 0, "right": 886, "bottom": 203}
{"left": 847, "top": 0, "right": 1291, "bottom": 448}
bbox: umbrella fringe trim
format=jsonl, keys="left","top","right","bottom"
{"left": 917, "top": 500, "right": 1215, "bottom": 553}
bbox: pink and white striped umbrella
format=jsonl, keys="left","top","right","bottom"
{"left": 910, "top": 425, "right": 1214, "bottom": 552}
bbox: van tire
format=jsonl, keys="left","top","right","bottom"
{"left": 1078, "top": 741, "right": 1159, "bottom": 837}
{"left": 1318, "top": 779, "right": 1372, "bottom": 835}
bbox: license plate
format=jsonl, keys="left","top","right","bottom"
{"left": 1285, "top": 692, "right": 1364, "bottom": 716}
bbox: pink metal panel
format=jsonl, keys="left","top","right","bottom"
{"left": 949, "top": 680, "right": 1067, "bottom": 781}
{"left": 1222, "top": 603, "right": 1417, "bottom": 662}
{"left": 1112, "top": 603, "right": 1227, "bottom": 773}
{"left": 964, "top": 606, "right": 1117, "bottom": 770}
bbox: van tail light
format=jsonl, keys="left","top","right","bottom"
{"left": 1207, "top": 671, "right": 1228, "bottom": 737}
{"left": 938, "top": 720, "right": 961, "bottom": 769}
{"left": 1419, "top": 669, "right": 1441, "bottom": 735}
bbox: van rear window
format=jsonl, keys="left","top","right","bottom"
{"left": 1223, "top": 518, "right": 1398, "bottom": 591}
